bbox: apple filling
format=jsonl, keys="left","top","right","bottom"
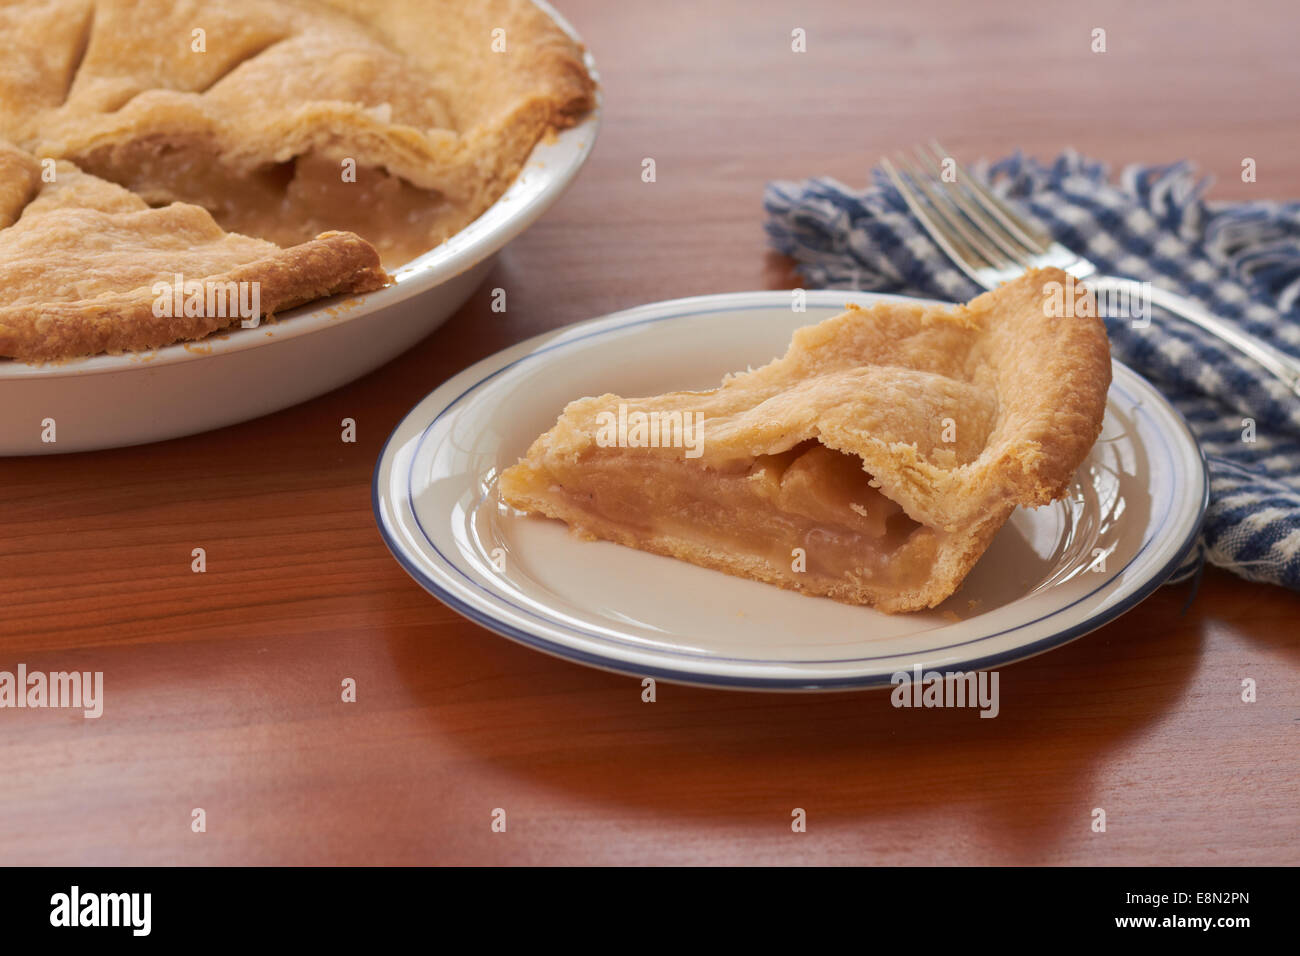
{"left": 529, "top": 440, "right": 941, "bottom": 595}
{"left": 71, "top": 141, "right": 465, "bottom": 268}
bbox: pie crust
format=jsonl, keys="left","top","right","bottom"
{"left": 0, "top": 0, "right": 596, "bottom": 360}
{"left": 0, "top": 140, "right": 386, "bottom": 362}
{"left": 500, "top": 269, "right": 1113, "bottom": 612}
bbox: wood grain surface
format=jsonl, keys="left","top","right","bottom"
{"left": 2, "top": 0, "right": 1298, "bottom": 865}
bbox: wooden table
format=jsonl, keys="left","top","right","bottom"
{"left": 2, "top": 0, "right": 1297, "bottom": 866}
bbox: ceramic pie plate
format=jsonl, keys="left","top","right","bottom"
{"left": 0, "top": 0, "right": 599, "bottom": 456}
{"left": 372, "top": 290, "right": 1209, "bottom": 691}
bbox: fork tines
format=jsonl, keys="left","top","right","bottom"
{"left": 881, "top": 142, "right": 1060, "bottom": 284}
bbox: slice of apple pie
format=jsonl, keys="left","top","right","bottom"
{"left": 500, "top": 269, "right": 1112, "bottom": 612}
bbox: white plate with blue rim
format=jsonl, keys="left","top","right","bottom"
{"left": 373, "top": 291, "right": 1208, "bottom": 691}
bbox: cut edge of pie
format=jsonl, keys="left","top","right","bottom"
{"left": 0, "top": 140, "right": 388, "bottom": 363}
{"left": 499, "top": 268, "right": 1112, "bottom": 613}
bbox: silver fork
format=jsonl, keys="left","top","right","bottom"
{"left": 881, "top": 142, "right": 1300, "bottom": 398}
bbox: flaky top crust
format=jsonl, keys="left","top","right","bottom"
{"left": 1, "top": 0, "right": 595, "bottom": 208}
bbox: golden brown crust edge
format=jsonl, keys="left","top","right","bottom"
{"left": 0, "top": 230, "right": 388, "bottom": 363}
{"left": 966, "top": 268, "right": 1113, "bottom": 512}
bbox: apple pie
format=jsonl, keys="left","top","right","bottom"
{"left": 0, "top": 0, "right": 596, "bottom": 361}
{"left": 0, "top": 140, "right": 387, "bottom": 361}
{"left": 500, "top": 269, "right": 1112, "bottom": 612}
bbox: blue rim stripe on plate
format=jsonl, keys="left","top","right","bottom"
{"left": 373, "top": 300, "right": 1209, "bottom": 689}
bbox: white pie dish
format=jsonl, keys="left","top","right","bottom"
{"left": 373, "top": 290, "right": 1209, "bottom": 691}
{"left": 0, "top": 0, "right": 599, "bottom": 457}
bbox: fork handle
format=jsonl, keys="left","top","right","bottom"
{"left": 1086, "top": 276, "right": 1300, "bottom": 398}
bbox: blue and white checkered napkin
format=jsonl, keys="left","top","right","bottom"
{"left": 764, "top": 151, "right": 1300, "bottom": 591}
